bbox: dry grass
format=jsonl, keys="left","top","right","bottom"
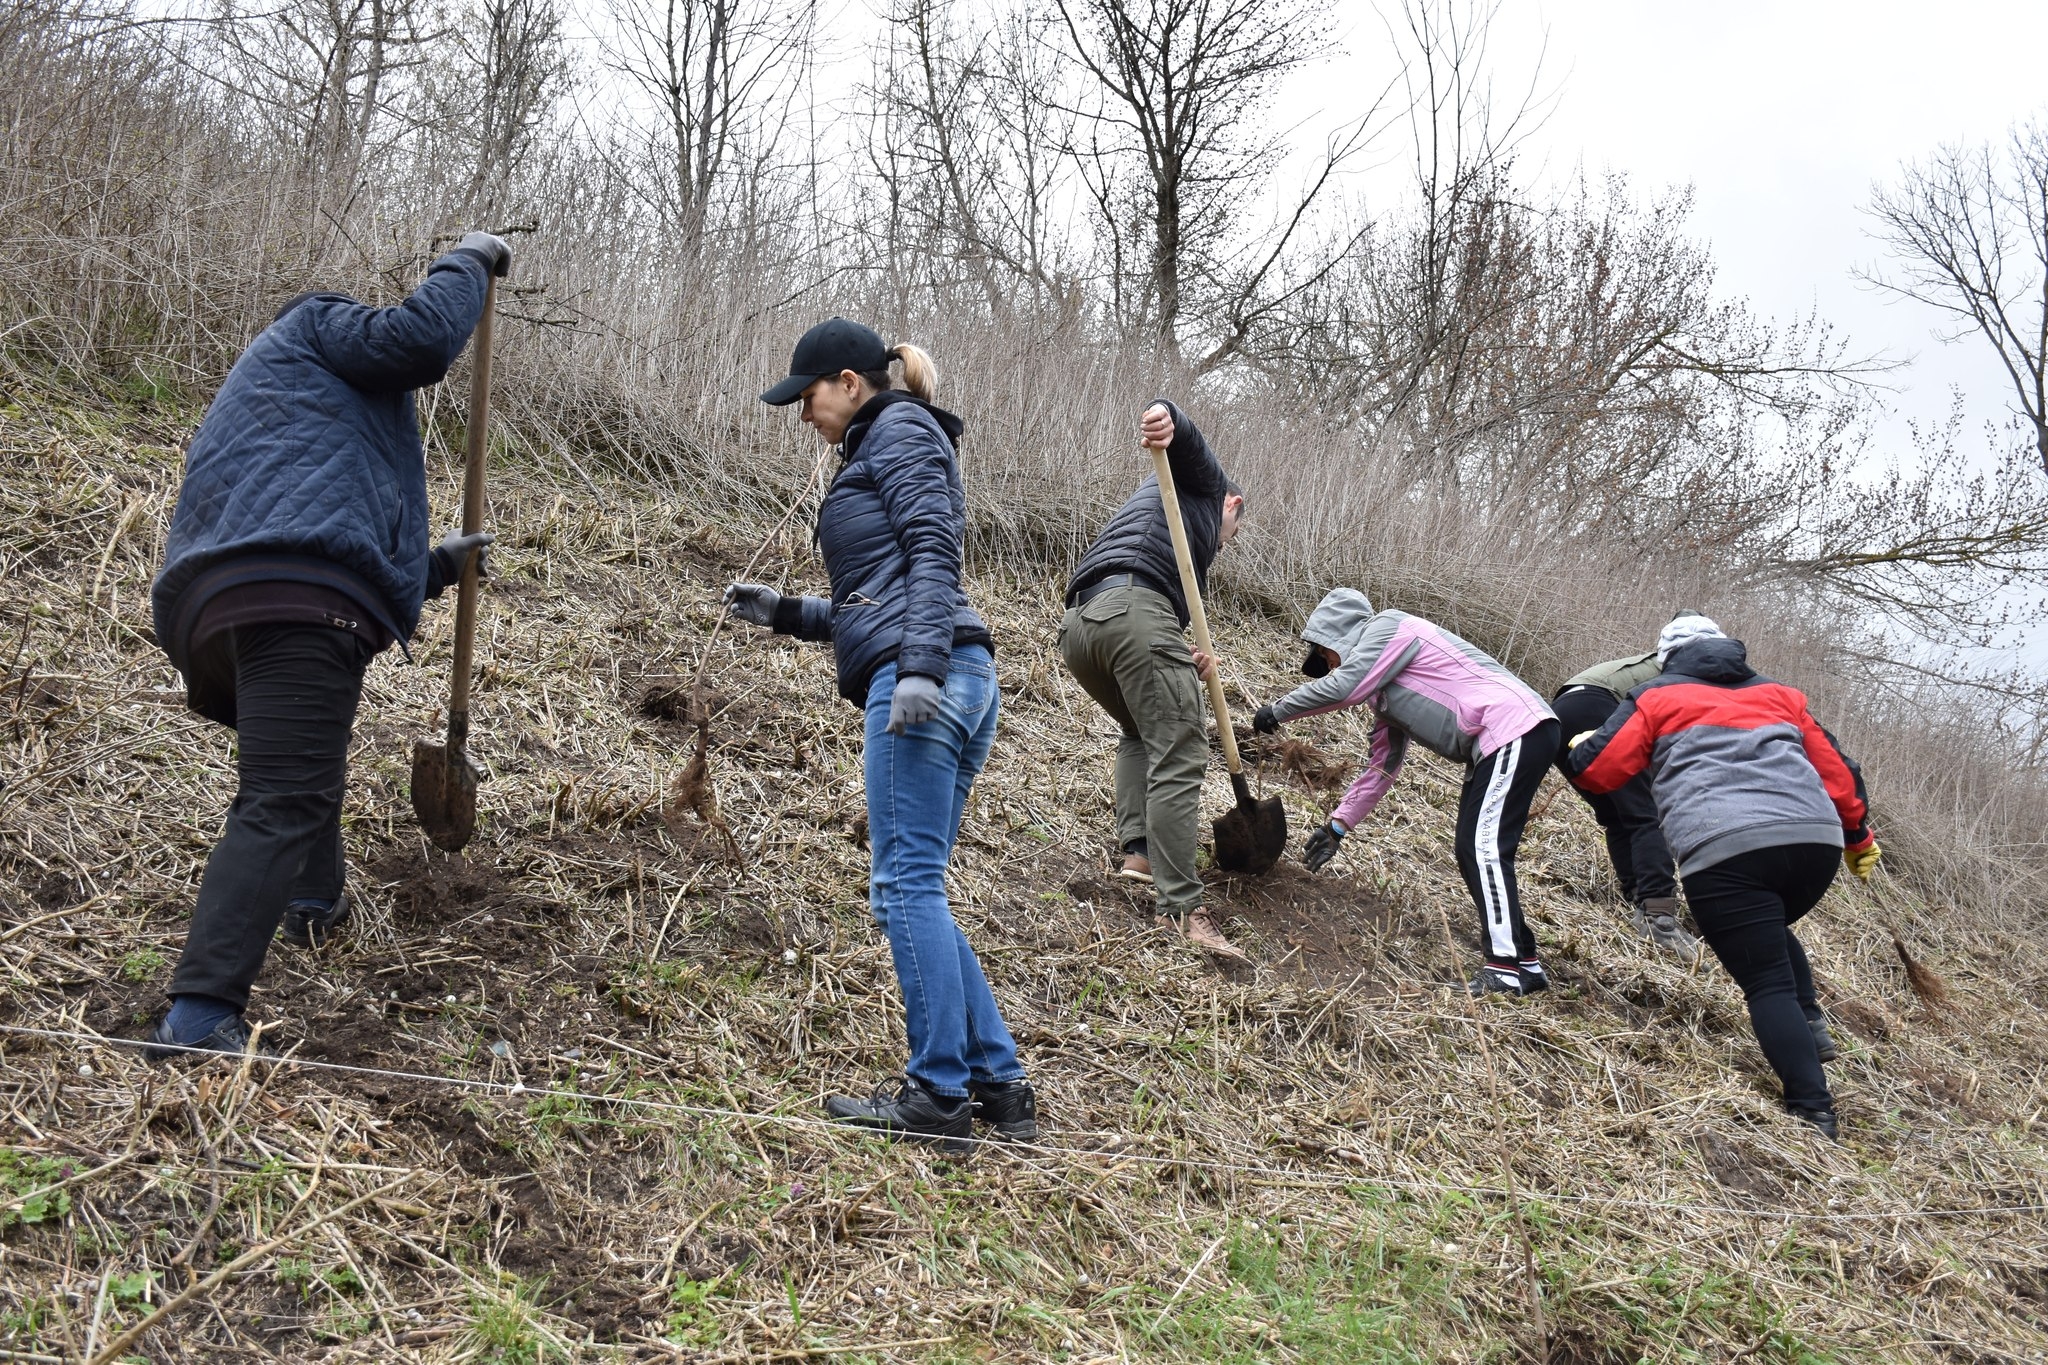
{"left": 1, "top": 382, "right": 2045, "bottom": 1362}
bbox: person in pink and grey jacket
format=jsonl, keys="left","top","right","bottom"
{"left": 1251, "top": 589, "right": 1560, "bottom": 997}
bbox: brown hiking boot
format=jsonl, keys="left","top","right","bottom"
{"left": 1118, "top": 852, "right": 1154, "bottom": 884}
{"left": 1157, "top": 910, "right": 1246, "bottom": 961}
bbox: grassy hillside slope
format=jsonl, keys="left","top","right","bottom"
{"left": 2, "top": 384, "right": 2046, "bottom": 1363}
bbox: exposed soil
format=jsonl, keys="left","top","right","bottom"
{"left": 1694, "top": 1130, "right": 1785, "bottom": 1203}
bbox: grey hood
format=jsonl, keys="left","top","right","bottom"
{"left": 1301, "top": 588, "right": 1376, "bottom": 661}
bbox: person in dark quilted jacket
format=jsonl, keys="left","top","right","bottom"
{"left": 1060, "top": 401, "right": 1246, "bottom": 959}
{"left": 143, "top": 232, "right": 511, "bottom": 1061}
{"left": 724, "top": 317, "right": 1035, "bottom": 1153}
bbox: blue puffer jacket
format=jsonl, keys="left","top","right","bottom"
{"left": 151, "top": 248, "right": 493, "bottom": 657}
{"left": 771, "top": 391, "right": 993, "bottom": 704}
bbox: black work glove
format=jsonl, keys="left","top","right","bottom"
{"left": 1252, "top": 703, "right": 1279, "bottom": 734}
{"left": 429, "top": 529, "right": 493, "bottom": 595}
{"left": 887, "top": 674, "right": 944, "bottom": 735}
{"left": 1303, "top": 820, "right": 1346, "bottom": 872}
{"left": 724, "top": 582, "right": 780, "bottom": 628}
{"left": 457, "top": 231, "right": 514, "bottom": 278}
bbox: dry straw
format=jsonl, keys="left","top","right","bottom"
{"left": 4, "top": 387, "right": 2047, "bottom": 1360}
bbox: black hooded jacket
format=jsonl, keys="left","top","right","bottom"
{"left": 1064, "top": 400, "right": 1229, "bottom": 627}
{"left": 771, "top": 390, "right": 992, "bottom": 704}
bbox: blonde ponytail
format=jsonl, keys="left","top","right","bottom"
{"left": 888, "top": 343, "right": 937, "bottom": 402}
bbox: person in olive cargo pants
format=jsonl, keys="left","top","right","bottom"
{"left": 1060, "top": 401, "right": 1245, "bottom": 958}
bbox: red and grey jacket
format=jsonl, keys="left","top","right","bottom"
{"left": 1563, "top": 636, "right": 1873, "bottom": 876}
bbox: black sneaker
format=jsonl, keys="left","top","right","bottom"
{"left": 1465, "top": 964, "right": 1530, "bottom": 997}
{"left": 1517, "top": 962, "right": 1551, "bottom": 994}
{"left": 1787, "top": 1104, "right": 1840, "bottom": 1140}
{"left": 143, "top": 1013, "right": 262, "bottom": 1064}
{"left": 1808, "top": 1017, "right": 1840, "bottom": 1063}
{"left": 825, "top": 1076, "right": 973, "bottom": 1155}
{"left": 280, "top": 889, "right": 351, "bottom": 949}
{"left": 969, "top": 1079, "right": 1039, "bottom": 1142}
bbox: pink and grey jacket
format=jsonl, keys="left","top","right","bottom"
{"left": 1268, "top": 589, "right": 1555, "bottom": 828}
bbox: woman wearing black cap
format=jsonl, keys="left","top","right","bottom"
{"left": 724, "top": 317, "right": 1035, "bottom": 1153}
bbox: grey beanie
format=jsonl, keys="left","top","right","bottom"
{"left": 1656, "top": 613, "right": 1725, "bottom": 664}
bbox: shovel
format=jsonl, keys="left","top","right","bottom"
{"left": 411, "top": 275, "right": 497, "bottom": 852}
{"left": 1147, "top": 439, "right": 1288, "bottom": 875}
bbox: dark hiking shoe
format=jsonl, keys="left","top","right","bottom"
{"left": 1808, "top": 1017, "right": 1840, "bottom": 1063}
{"left": 969, "top": 1079, "right": 1039, "bottom": 1143}
{"left": 1788, "top": 1104, "right": 1840, "bottom": 1140}
{"left": 143, "top": 1012, "right": 263, "bottom": 1064}
{"left": 1466, "top": 964, "right": 1537, "bottom": 997}
{"left": 1517, "top": 960, "right": 1551, "bottom": 994}
{"left": 280, "top": 889, "right": 352, "bottom": 949}
{"left": 825, "top": 1076, "right": 973, "bottom": 1155}
{"left": 1632, "top": 898, "right": 1702, "bottom": 960}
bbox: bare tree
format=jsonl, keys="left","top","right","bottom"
{"left": 1865, "top": 118, "right": 2048, "bottom": 474}
{"left": 203, "top": 0, "right": 437, "bottom": 187}
{"left": 602, "top": 0, "right": 814, "bottom": 253}
{"left": 433, "top": 0, "right": 570, "bottom": 219}
{"left": 1051, "top": 0, "right": 1336, "bottom": 357}
{"left": 862, "top": 0, "right": 1079, "bottom": 315}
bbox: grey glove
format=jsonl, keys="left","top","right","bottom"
{"left": 724, "top": 582, "right": 780, "bottom": 628}
{"left": 431, "top": 529, "right": 493, "bottom": 591}
{"left": 887, "top": 674, "right": 944, "bottom": 735}
{"left": 457, "top": 231, "right": 513, "bottom": 278}
{"left": 1303, "top": 820, "right": 1346, "bottom": 872}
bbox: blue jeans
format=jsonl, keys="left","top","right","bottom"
{"left": 863, "top": 646, "right": 1024, "bottom": 1098}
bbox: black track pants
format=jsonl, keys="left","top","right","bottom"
{"left": 1455, "top": 720, "right": 1560, "bottom": 965}
{"left": 1552, "top": 686, "right": 1677, "bottom": 904}
{"left": 169, "top": 624, "right": 372, "bottom": 1010}
{"left": 1681, "top": 843, "right": 1839, "bottom": 1112}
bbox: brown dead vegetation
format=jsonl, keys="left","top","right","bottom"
{"left": 2, "top": 389, "right": 2045, "bottom": 1361}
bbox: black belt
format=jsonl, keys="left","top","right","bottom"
{"left": 1075, "top": 571, "right": 1170, "bottom": 607}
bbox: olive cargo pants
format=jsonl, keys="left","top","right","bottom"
{"left": 1059, "top": 583, "right": 1208, "bottom": 915}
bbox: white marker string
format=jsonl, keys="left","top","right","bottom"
{"left": 4, "top": 1023, "right": 2043, "bottom": 1227}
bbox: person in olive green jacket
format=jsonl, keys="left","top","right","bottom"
{"left": 1551, "top": 616, "right": 1708, "bottom": 958}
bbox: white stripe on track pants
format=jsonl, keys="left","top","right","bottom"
{"left": 1453, "top": 721, "right": 1560, "bottom": 965}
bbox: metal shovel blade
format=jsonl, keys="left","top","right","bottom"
{"left": 410, "top": 737, "right": 480, "bottom": 853}
{"left": 1213, "top": 772, "right": 1288, "bottom": 875}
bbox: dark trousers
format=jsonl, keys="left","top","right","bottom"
{"left": 1682, "top": 843, "right": 1839, "bottom": 1113}
{"left": 1455, "top": 720, "right": 1560, "bottom": 965}
{"left": 169, "top": 624, "right": 371, "bottom": 1010}
{"left": 1552, "top": 686, "right": 1677, "bottom": 904}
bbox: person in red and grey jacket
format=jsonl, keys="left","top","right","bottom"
{"left": 1562, "top": 617, "right": 1881, "bottom": 1140}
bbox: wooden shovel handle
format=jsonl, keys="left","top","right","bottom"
{"left": 446, "top": 275, "right": 496, "bottom": 728}
{"left": 1148, "top": 439, "right": 1244, "bottom": 777}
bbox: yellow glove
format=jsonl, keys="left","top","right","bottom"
{"left": 1844, "top": 840, "right": 1881, "bottom": 881}
{"left": 1568, "top": 730, "right": 1597, "bottom": 750}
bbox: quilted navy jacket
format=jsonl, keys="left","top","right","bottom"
{"left": 151, "top": 248, "right": 493, "bottom": 659}
{"left": 770, "top": 390, "right": 993, "bottom": 704}
{"left": 1063, "top": 399, "right": 1227, "bottom": 628}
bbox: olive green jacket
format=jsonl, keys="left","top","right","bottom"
{"left": 1561, "top": 650, "right": 1661, "bottom": 701}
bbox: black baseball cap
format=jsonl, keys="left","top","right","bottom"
{"left": 760, "top": 317, "right": 890, "bottom": 406}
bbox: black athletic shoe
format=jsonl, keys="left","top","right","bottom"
{"left": 969, "top": 1079, "right": 1039, "bottom": 1142}
{"left": 1808, "top": 1017, "right": 1840, "bottom": 1063}
{"left": 825, "top": 1076, "right": 973, "bottom": 1155}
{"left": 1465, "top": 964, "right": 1530, "bottom": 997}
{"left": 1517, "top": 962, "right": 1551, "bottom": 994}
{"left": 280, "top": 889, "right": 351, "bottom": 949}
{"left": 1787, "top": 1104, "right": 1840, "bottom": 1140}
{"left": 143, "top": 1013, "right": 261, "bottom": 1064}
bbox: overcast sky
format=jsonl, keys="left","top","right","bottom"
{"left": 1295, "top": 0, "right": 2048, "bottom": 458}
